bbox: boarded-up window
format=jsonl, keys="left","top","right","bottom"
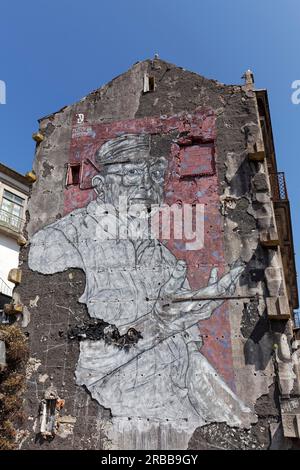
{"left": 179, "top": 144, "right": 215, "bottom": 178}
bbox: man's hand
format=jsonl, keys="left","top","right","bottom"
{"left": 153, "top": 261, "right": 244, "bottom": 327}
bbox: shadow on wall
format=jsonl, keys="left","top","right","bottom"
{"left": 239, "top": 244, "right": 274, "bottom": 372}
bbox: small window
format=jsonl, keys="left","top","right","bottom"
{"left": 3, "top": 190, "right": 24, "bottom": 207}
{"left": 143, "top": 74, "right": 155, "bottom": 93}
{"left": 0, "top": 189, "right": 25, "bottom": 231}
{"left": 66, "top": 163, "right": 81, "bottom": 186}
{"left": 148, "top": 76, "right": 155, "bottom": 91}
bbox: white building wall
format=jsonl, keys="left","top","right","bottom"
{"left": 0, "top": 233, "right": 20, "bottom": 296}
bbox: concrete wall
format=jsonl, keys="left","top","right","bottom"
{"left": 15, "top": 59, "right": 298, "bottom": 449}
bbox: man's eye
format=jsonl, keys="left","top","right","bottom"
{"left": 126, "top": 169, "right": 139, "bottom": 176}
{"left": 151, "top": 169, "right": 163, "bottom": 180}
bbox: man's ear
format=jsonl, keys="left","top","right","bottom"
{"left": 92, "top": 174, "right": 105, "bottom": 196}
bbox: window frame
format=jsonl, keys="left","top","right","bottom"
{"left": 66, "top": 162, "right": 83, "bottom": 186}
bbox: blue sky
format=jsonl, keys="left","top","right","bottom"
{"left": 0, "top": 0, "right": 299, "bottom": 292}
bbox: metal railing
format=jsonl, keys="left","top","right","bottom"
{"left": 0, "top": 276, "right": 12, "bottom": 297}
{"left": 270, "top": 172, "right": 288, "bottom": 202}
{"left": 0, "top": 208, "right": 24, "bottom": 232}
{"left": 294, "top": 311, "right": 300, "bottom": 329}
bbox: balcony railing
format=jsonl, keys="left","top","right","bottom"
{"left": 270, "top": 172, "right": 288, "bottom": 202}
{"left": 0, "top": 208, "right": 24, "bottom": 232}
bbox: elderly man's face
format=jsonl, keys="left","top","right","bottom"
{"left": 94, "top": 157, "right": 168, "bottom": 208}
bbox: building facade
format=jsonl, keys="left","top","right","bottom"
{"left": 9, "top": 59, "right": 300, "bottom": 449}
{"left": 0, "top": 164, "right": 29, "bottom": 311}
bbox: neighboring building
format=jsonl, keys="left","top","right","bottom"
{"left": 0, "top": 164, "right": 29, "bottom": 310}
{"left": 12, "top": 59, "right": 300, "bottom": 449}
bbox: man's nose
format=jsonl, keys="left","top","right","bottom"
{"left": 141, "top": 168, "right": 152, "bottom": 189}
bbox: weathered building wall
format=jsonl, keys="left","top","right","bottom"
{"left": 13, "top": 59, "right": 299, "bottom": 449}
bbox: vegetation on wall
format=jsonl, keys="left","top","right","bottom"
{"left": 0, "top": 324, "right": 29, "bottom": 450}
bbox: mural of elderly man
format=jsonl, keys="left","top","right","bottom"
{"left": 29, "top": 133, "right": 254, "bottom": 429}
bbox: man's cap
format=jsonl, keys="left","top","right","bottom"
{"left": 96, "top": 134, "right": 150, "bottom": 165}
